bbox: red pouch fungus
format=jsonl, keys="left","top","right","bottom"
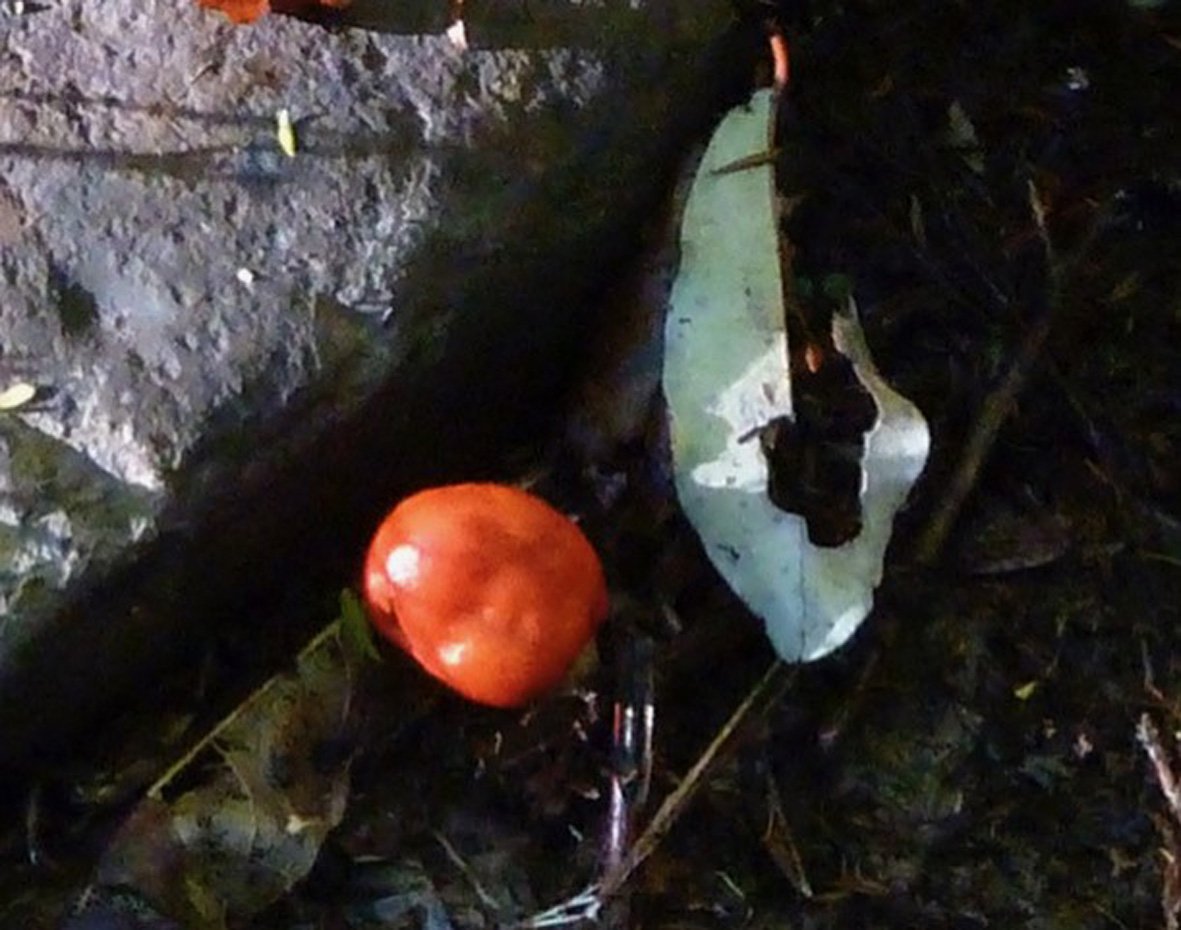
{"left": 363, "top": 484, "right": 609, "bottom": 709}
{"left": 198, "top": 0, "right": 350, "bottom": 25}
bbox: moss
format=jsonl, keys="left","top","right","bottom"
{"left": 0, "top": 419, "right": 156, "bottom": 619}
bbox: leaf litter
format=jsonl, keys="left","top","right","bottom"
{"left": 91, "top": 622, "right": 359, "bottom": 929}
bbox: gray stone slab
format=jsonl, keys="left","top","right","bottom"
{"left": 0, "top": 0, "right": 738, "bottom": 769}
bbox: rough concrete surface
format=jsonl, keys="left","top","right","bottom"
{"left": 0, "top": 0, "right": 737, "bottom": 769}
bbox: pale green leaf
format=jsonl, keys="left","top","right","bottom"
{"left": 663, "top": 89, "right": 930, "bottom": 663}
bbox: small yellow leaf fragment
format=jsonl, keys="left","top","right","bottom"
{"left": 276, "top": 108, "right": 297, "bottom": 158}
{"left": 1013, "top": 680, "right": 1039, "bottom": 701}
{"left": 0, "top": 382, "right": 36, "bottom": 411}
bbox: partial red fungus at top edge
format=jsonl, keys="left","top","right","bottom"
{"left": 197, "top": 0, "right": 268, "bottom": 24}
{"left": 197, "top": 0, "right": 351, "bottom": 25}
{"left": 362, "top": 483, "right": 609, "bottom": 709}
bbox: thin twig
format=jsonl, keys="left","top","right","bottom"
{"left": 912, "top": 307, "right": 1054, "bottom": 564}
{"left": 146, "top": 620, "right": 343, "bottom": 799}
{"left": 1027, "top": 178, "right": 1056, "bottom": 269}
{"left": 761, "top": 765, "right": 813, "bottom": 897}
{"left": 514, "top": 884, "right": 602, "bottom": 928}
{"left": 1138, "top": 714, "right": 1181, "bottom": 826}
{"left": 434, "top": 829, "right": 502, "bottom": 912}
{"left": 710, "top": 148, "right": 781, "bottom": 177}
{"left": 912, "top": 180, "right": 1103, "bottom": 564}
{"left": 1138, "top": 712, "right": 1181, "bottom": 930}
{"left": 24, "top": 783, "right": 46, "bottom": 868}
{"left": 599, "top": 660, "right": 793, "bottom": 898}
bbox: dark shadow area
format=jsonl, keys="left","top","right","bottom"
{"left": 47, "top": 262, "right": 100, "bottom": 340}
{"left": 763, "top": 348, "right": 876, "bottom": 547}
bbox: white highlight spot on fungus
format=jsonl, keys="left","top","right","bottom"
{"left": 438, "top": 641, "right": 469, "bottom": 667}
{"left": 386, "top": 544, "right": 421, "bottom": 587}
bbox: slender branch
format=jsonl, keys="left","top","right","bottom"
{"left": 1139, "top": 713, "right": 1181, "bottom": 826}
{"left": 912, "top": 181, "right": 1104, "bottom": 564}
{"left": 912, "top": 307, "right": 1053, "bottom": 564}
{"left": 146, "top": 620, "right": 343, "bottom": 799}
{"left": 599, "top": 660, "right": 792, "bottom": 898}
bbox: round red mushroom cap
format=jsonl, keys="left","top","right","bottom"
{"left": 363, "top": 483, "right": 608, "bottom": 708}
